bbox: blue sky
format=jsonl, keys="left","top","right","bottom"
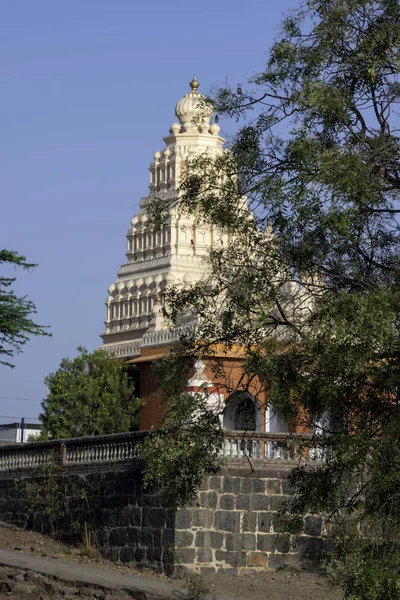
{"left": 1, "top": 0, "right": 294, "bottom": 423}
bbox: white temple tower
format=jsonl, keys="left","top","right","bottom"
{"left": 100, "top": 77, "right": 226, "bottom": 359}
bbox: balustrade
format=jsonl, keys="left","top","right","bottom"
{"left": 0, "top": 431, "right": 147, "bottom": 472}
{"left": 221, "top": 431, "right": 322, "bottom": 461}
{"left": 0, "top": 430, "right": 324, "bottom": 472}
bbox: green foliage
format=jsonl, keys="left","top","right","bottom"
{"left": 39, "top": 346, "right": 143, "bottom": 439}
{"left": 328, "top": 535, "right": 400, "bottom": 600}
{"left": 21, "top": 452, "right": 64, "bottom": 537}
{"left": 141, "top": 347, "right": 225, "bottom": 508}
{"left": 0, "top": 249, "right": 50, "bottom": 367}
{"left": 22, "top": 458, "right": 102, "bottom": 548}
{"left": 148, "top": 0, "right": 400, "bottom": 595}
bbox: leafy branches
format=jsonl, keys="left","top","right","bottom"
{"left": 146, "top": 0, "right": 400, "bottom": 595}
{"left": 0, "top": 249, "right": 50, "bottom": 367}
{"left": 39, "top": 347, "right": 143, "bottom": 439}
{"left": 141, "top": 348, "right": 225, "bottom": 508}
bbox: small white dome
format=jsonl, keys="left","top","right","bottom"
{"left": 169, "top": 122, "right": 181, "bottom": 135}
{"left": 175, "top": 76, "right": 213, "bottom": 133}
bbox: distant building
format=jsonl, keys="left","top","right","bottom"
{"left": 0, "top": 422, "right": 41, "bottom": 444}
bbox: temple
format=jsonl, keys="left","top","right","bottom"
{"left": 101, "top": 77, "right": 288, "bottom": 435}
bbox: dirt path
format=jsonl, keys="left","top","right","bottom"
{"left": 0, "top": 522, "right": 344, "bottom": 600}
{"left": 0, "top": 548, "right": 174, "bottom": 599}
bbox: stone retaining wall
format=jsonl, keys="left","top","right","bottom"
{"left": 0, "top": 461, "right": 175, "bottom": 575}
{"left": 0, "top": 459, "right": 327, "bottom": 575}
{"left": 175, "top": 463, "right": 327, "bottom": 573}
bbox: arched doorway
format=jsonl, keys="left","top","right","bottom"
{"left": 223, "top": 392, "right": 263, "bottom": 432}
{"left": 234, "top": 396, "right": 256, "bottom": 431}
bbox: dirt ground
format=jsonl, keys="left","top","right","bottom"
{"left": 0, "top": 522, "right": 344, "bottom": 599}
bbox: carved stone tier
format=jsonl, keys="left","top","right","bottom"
{"left": 101, "top": 77, "right": 226, "bottom": 356}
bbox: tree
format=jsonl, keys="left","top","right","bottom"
{"left": 39, "top": 347, "right": 143, "bottom": 439}
{"left": 0, "top": 250, "right": 50, "bottom": 367}
{"left": 145, "top": 0, "right": 400, "bottom": 596}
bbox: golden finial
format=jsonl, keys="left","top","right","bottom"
{"left": 189, "top": 74, "right": 200, "bottom": 92}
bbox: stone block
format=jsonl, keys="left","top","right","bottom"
{"left": 251, "top": 495, "right": 269, "bottom": 511}
{"left": 142, "top": 507, "right": 165, "bottom": 529}
{"left": 292, "top": 535, "right": 324, "bottom": 555}
{"left": 198, "top": 491, "right": 218, "bottom": 509}
{"left": 266, "top": 479, "right": 281, "bottom": 495}
{"left": 223, "top": 477, "right": 241, "bottom": 494}
{"left": 236, "top": 493, "right": 251, "bottom": 510}
{"left": 120, "top": 506, "right": 131, "bottom": 527}
{"left": 121, "top": 506, "right": 141, "bottom": 528}
{"left": 269, "top": 496, "right": 285, "bottom": 511}
{"left": 215, "top": 551, "right": 246, "bottom": 567}
{"left": 275, "top": 534, "right": 290, "bottom": 554}
{"left": 252, "top": 479, "right": 265, "bottom": 493}
{"left": 147, "top": 546, "right": 163, "bottom": 563}
{"left": 256, "top": 534, "right": 275, "bottom": 552}
{"left": 248, "top": 552, "right": 269, "bottom": 568}
{"left": 196, "top": 548, "right": 213, "bottom": 563}
{"left": 209, "top": 476, "right": 222, "bottom": 491}
{"left": 195, "top": 530, "right": 223, "bottom": 548}
{"left": 134, "top": 547, "right": 146, "bottom": 563}
{"left": 269, "top": 554, "right": 289, "bottom": 570}
{"left": 162, "top": 547, "right": 174, "bottom": 568}
{"left": 162, "top": 528, "right": 175, "bottom": 546}
{"left": 139, "top": 528, "right": 153, "bottom": 547}
{"left": 225, "top": 533, "right": 256, "bottom": 552}
{"left": 175, "top": 548, "right": 196, "bottom": 564}
{"left": 304, "top": 516, "right": 322, "bottom": 537}
{"left": 165, "top": 510, "right": 175, "bottom": 529}
{"left": 152, "top": 528, "right": 162, "bottom": 547}
{"left": 192, "top": 509, "right": 213, "bottom": 528}
{"left": 258, "top": 512, "right": 273, "bottom": 533}
{"left": 119, "top": 547, "right": 136, "bottom": 563}
{"left": 175, "top": 509, "right": 192, "bottom": 529}
{"left": 145, "top": 494, "right": 162, "bottom": 507}
{"left": 219, "top": 494, "right": 235, "bottom": 510}
{"left": 108, "top": 528, "right": 126, "bottom": 547}
{"left": 214, "top": 511, "right": 240, "bottom": 533}
{"left": 125, "top": 527, "right": 140, "bottom": 546}
{"left": 242, "top": 512, "right": 257, "bottom": 532}
{"left": 175, "top": 530, "right": 194, "bottom": 548}
{"left": 106, "top": 546, "right": 120, "bottom": 562}
{"left": 240, "top": 478, "right": 253, "bottom": 493}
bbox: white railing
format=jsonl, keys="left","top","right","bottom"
{"left": 0, "top": 431, "right": 148, "bottom": 472}
{"left": 0, "top": 430, "right": 324, "bottom": 472}
{"left": 66, "top": 437, "right": 142, "bottom": 464}
{"left": 222, "top": 431, "right": 323, "bottom": 461}
{"left": 0, "top": 446, "right": 58, "bottom": 471}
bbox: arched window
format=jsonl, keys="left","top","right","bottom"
{"left": 234, "top": 396, "right": 256, "bottom": 431}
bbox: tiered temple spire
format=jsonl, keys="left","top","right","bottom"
{"left": 101, "top": 77, "right": 226, "bottom": 359}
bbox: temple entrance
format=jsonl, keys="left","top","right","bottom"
{"left": 223, "top": 392, "right": 262, "bottom": 432}
{"left": 234, "top": 396, "right": 256, "bottom": 431}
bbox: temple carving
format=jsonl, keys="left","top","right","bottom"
{"left": 101, "top": 77, "right": 226, "bottom": 359}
